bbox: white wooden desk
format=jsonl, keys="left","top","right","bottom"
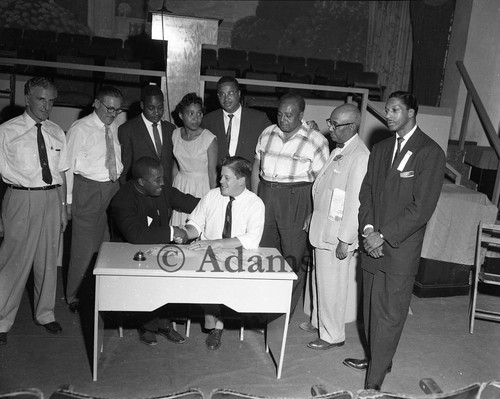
{"left": 93, "top": 242, "right": 297, "bottom": 381}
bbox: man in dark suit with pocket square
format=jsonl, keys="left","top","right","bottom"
{"left": 343, "top": 92, "right": 445, "bottom": 391}
{"left": 118, "top": 84, "right": 175, "bottom": 186}
{"left": 201, "top": 76, "right": 271, "bottom": 165}
{"left": 110, "top": 156, "right": 199, "bottom": 346}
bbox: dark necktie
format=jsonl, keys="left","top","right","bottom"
{"left": 36, "top": 123, "right": 52, "bottom": 185}
{"left": 226, "top": 114, "right": 234, "bottom": 150}
{"left": 222, "top": 196, "right": 235, "bottom": 239}
{"left": 392, "top": 136, "right": 404, "bottom": 167}
{"left": 152, "top": 122, "right": 162, "bottom": 158}
{"left": 104, "top": 125, "right": 118, "bottom": 181}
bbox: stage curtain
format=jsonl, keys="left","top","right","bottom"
{"left": 366, "top": 1, "right": 413, "bottom": 101}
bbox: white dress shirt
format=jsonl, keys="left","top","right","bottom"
{"left": 141, "top": 113, "right": 163, "bottom": 153}
{"left": 65, "top": 111, "right": 123, "bottom": 203}
{"left": 223, "top": 105, "right": 242, "bottom": 156}
{"left": 0, "top": 112, "right": 69, "bottom": 187}
{"left": 186, "top": 187, "right": 265, "bottom": 249}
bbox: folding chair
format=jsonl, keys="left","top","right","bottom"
{"left": 469, "top": 221, "right": 500, "bottom": 333}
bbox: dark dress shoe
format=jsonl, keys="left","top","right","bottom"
{"left": 307, "top": 338, "right": 345, "bottom": 350}
{"left": 364, "top": 383, "right": 381, "bottom": 391}
{"left": 205, "top": 328, "right": 223, "bottom": 350}
{"left": 343, "top": 358, "right": 392, "bottom": 373}
{"left": 0, "top": 332, "right": 7, "bottom": 345}
{"left": 68, "top": 302, "right": 79, "bottom": 313}
{"left": 343, "top": 358, "right": 368, "bottom": 371}
{"left": 158, "top": 326, "right": 185, "bottom": 344}
{"left": 36, "top": 321, "right": 63, "bottom": 334}
{"left": 299, "top": 321, "right": 318, "bottom": 333}
{"left": 137, "top": 328, "right": 157, "bottom": 346}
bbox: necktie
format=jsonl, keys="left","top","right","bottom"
{"left": 104, "top": 125, "right": 118, "bottom": 182}
{"left": 152, "top": 122, "right": 162, "bottom": 158}
{"left": 36, "top": 123, "right": 53, "bottom": 185}
{"left": 336, "top": 142, "right": 344, "bottom": 148}
{"left": 392, "top": 136, "right": 404, "bottom": 167}
{"left": 226, "top": 114, "right": 234, "bottom": 150}
{"left": 222, "top": 196, "right": 235, "bottom": 239}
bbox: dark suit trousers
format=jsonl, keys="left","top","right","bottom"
{"left": 66, "top": 175, "right": 119, "bottom": 304}
{"left": 363, "top": 268, "right": 415, "bottom": 386}
{"left": 259, "top": 181, "right": 312, "bottom": 317}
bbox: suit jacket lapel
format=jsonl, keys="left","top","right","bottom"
{"left": 139, "top": 118, "right": 158, "bottom": 159}
{"left": 217, "top": 109, "right": 229, "bottom": 152}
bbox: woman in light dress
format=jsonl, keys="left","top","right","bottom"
{"left": 170, "top": 93, "right": 217, "bottom": 226}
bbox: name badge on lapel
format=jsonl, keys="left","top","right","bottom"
{"left": 400, "top": 171, "right": 414, "bottom": 178}
{"left": 397, "top": 150, "right": 412, "bottom": 172}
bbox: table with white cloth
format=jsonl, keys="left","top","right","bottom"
{"left": 415, "top": 183, "right": 498, "bottom": 297}
{"left": 92, "top": 242, "right": 297, "bottom": 381}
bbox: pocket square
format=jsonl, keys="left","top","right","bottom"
{"left": 400, "top": 171, "right": 414, "bottom": 178}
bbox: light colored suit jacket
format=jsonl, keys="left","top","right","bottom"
{"left": 309, "top": 134, "right": 369, "bottom": 252}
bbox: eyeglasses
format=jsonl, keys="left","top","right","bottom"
{"left": 326, "top": 119, "right": 353, "bottom": 129}
{"left": 98, "top": 100, "right": 123, "bottom": 115}
{"left": 217, "top": 91, "right": 238, "bottom": 98}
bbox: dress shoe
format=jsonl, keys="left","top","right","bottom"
{"left": 343, "top": 358, "right": 368, "bottom": 371}
{"left": 307, "top": 338, "right": 345, "bottom": 350}
{"left": 299, "top": 321, "right": 318, "bottom": 333}
{"left": 36, "top": 321, "right": 63, "bottom": 334}
{"left": 68, "top": 301, "right": 79, "bottom": 314}
{"left": 137, "top": 328, "right": 157, "bottom": 346}
{"left": 158, "top": 326, "right": 185, "bottom": 344}
{"left": 205, "top": 328, "right": 223, "bottom": 350}
{"left": 0, "top": 332, "right": 7, "bottom": 345}
{"left": 364, "top": 383, "right": 381, "bottom": 391}
{"left": 343, "top": 358, "right": 392, "bottom": 373}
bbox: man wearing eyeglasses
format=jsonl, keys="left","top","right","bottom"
{"left": 251, "top": 93, "right": 329, "bottom": 318}
{"left": 302, "top": 104, "right": 369, "bottom": 351}
{"left": 65, "top": 86, "right": 124, "bottom": 314}
{"left": 202, "top": 76, "right": 271, "bottom": 164}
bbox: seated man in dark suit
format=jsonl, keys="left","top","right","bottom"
{"left": 201, "top": 76, "right": 271, "bottom": 165}
{"left": 111, "top": 156, "right": 199, "bottom": 346}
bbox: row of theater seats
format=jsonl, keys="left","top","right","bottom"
{"left": 201, "top": 48, "right": 384, "bottom": 101}
{"left": 0, "top": 27, "right": 382, "bottom": 108}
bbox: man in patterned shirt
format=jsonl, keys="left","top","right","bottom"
{"left": 251, "top": 93, "right": 329, "bottom": 317}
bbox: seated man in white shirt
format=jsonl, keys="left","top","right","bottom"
{"left": 179, "top": 156, "right": 265, "bottom": 350}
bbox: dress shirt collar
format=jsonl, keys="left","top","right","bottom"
{"left": 91, "top": 110, "right": 114, "bottom": 130}
{"left": 223, "top": 104, "right": 242, "bottom": 119}
{"left": 397, "top": 124, "right": 417, "bottom": 147}
{"left": 338, "top": 134, "right": 357, "bottom": 153}
{"left": 141, "top": 113, "right": 161, "bottom": 129}
{"left": 23, "top": 111, "right": 41, "bottom": 128}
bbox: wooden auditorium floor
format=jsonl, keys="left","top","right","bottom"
{"left": 0, "top": 268, "right": 499, "bottom": 399}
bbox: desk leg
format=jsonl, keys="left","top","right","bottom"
{"left": 266, "top": 312, "right": 290, "bottom": 379}
{"left": 93, "top": 277, "right": 103, "bottom": 381}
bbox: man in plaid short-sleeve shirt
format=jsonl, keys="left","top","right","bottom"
{"left": 251, "top": 93, "right": 329, "bottom": 317}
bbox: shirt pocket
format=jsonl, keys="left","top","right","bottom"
{"left": 7, "top": 139, "right": 38, "bottom": 175}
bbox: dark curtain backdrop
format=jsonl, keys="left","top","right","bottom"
{"left": 410, "top": 0, "right": 456, "bottom": 106}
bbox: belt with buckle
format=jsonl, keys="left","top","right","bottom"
{"left": 8, "top": 184, "right": 60, "bottom": 191}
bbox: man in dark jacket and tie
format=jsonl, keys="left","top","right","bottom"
{"left": 343, "top": 92, "right": 445, "bottom": 391}
{"left": 111, "top": 156, "right": 199, "bottom": 346}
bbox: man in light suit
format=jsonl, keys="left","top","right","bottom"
{"left": 343, "top": 92, "right": 445, "bottom": 391}
{"left": 303, "top": 104, "right": 369, "bottom": 350}
{"left": 119, "top": 85, "right": 176, "bottom": 186}
{"left": 201, "top": 76, "right": 271, "bottom": 164}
